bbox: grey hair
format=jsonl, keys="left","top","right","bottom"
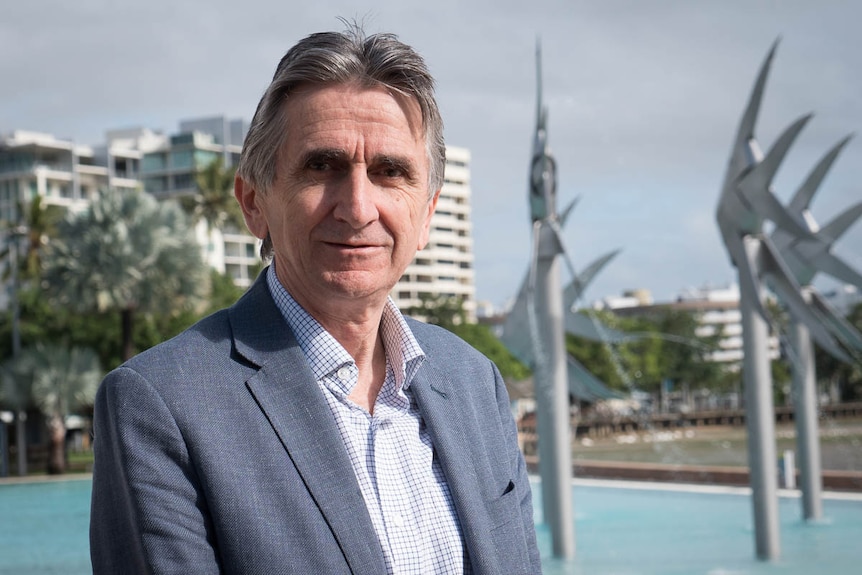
{"left": 237, "top": 23, "right": 446, "bottom": 260}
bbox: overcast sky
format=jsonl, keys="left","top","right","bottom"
{"left": 3, "top": 0, "right": 861, "bottom": 308}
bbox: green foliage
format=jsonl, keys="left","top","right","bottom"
{"left": 815, "top": 301, "right": 862, "bottom": 401}
{"left": 42, "top": 188, "right": 208, "bottom": 360}
{"left": 6, "top": 343, "right": 101, "bottom": 416}
{"left": 1, "top": 343, "right": 101, "bottom": 473}
{"left": 403, "top": 293, "right": 467, "bottom": 330}
{"left": 181, "top": 155, "right": 244, "bottom": 231}
{"left": 449, "top": 323, "right": 531, "bottom": 382}
{"left": 566, "top": 308, "right": 724, "bottom": 394}
{"left": 0, "top": 195, "right": 64, "bottom": 283}
{"left": 0, "top": 268, "right": 244, "bottom": 372}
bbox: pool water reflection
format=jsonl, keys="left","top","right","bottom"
{"left": 537, "top": 478, "right": 862, "bottom": 575}
{"left": 1, "top": 477, "right": 860, "bottom": 574}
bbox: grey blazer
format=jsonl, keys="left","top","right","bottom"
{"left": 89, "top": 271, "right": 542, "bottom": 574}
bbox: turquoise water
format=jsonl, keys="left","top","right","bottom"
{"left": 1, "top": 479, "right": 91, "bottom": 575}
{"left": 538, "top": 480, "right": 862, "bottom": 575}
{"left": 1, "top": 477, "right": 860, "bottom": 574}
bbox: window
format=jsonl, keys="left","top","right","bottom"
{"left": 143, "top": 176, "right": 167, "bottom": 193}
{"left": 194, "top": 150, "right": 219, "bottom": 168}
{"left": 173, "top": 173, "right": 194, "bottom": 190}
{"left": 171, "top": 150, "right": 194, "bottom": 170}
{"left": 142, "top": 153, "right": 166, "bottom": 172}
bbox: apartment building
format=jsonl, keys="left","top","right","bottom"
{"left": 0, "top": 131, "right": 108, "bottom": 221}
{"left": 392, "top": 146, "right": 476, "bottom": 321}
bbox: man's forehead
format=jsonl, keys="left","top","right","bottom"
{"left": 276, "top": 83, "right": 427, "bottom": 161}
{"left": 283, "top": 83, "right": 424, "bottom": 135}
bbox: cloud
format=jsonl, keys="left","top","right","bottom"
{"left": 3, "top": 0, "right": 861, "bottom": 307}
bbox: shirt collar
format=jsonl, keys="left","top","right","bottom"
{"left": 266, "top": 265, "right": 426, "bottom": 391}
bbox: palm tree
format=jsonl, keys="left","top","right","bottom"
{"left": 181, "top": 155, "right": 245, "bottom": 231}
{"left": 0, "top": 196, "right": 64, "bottom": 282}
{"left": 43, "top": 188, "right": 208, "bottom": 363}
{"left": 3, "top": 343, "right": 101, "bottom": 474}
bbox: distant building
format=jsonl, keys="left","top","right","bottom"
{"left": 596, "top": 283, "right": 780, "bottom": 370}
{"left": 0, "top": 130, "right": 116, "bottom": 221}
{"left": 1, "top": 120, "right": 477, "bottom": 311}
{"left": 392, "top": 146, "right": 476, "bottom": 321}
{"left": 592, "top": 288, "right": 654, "bottom": 311}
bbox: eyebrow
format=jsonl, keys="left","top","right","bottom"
{"left": 297, "top": 148, "right": 418, "bottom": 178}
{"left": 299, "top": 148, "right": 347, "bottom": 167}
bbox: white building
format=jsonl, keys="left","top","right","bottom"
{"left": 392, "top": 146, "right": 476, "bottom": 321}
{"left": 0, "top": 130, "right": 113, "bottom": 221}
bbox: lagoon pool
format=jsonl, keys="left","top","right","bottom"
{"left": 1, "top": 477, "right": 860, "bottom": 574}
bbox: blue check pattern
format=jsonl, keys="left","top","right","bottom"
{"left": 267, "top": 267, "right": 470, "bottom": 574}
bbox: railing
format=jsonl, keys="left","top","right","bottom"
{"left": 518, "top": 402, "right": 862, "bottom": 441}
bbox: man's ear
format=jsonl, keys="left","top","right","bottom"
{"left": 417, "top": 188, "right": 441, "bottom": 250}
{"left": 234, "top": 175, "right": 269, "bottom": 240}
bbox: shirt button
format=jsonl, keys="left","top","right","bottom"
{"left": 337, "top": 366, "right": 351, "bottom": 380}
{"left": 391, "top": 514, "right": 405, "bottom": 527}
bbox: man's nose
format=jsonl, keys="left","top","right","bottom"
{"left": 332, "top": 168, "right": 379, "bottom": 228}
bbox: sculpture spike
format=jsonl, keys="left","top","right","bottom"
{"left": 760, "top": 236, "right": 852, "bottom": 363}
{"left": 788, "top": 134, "right": 854, "bottom": 214}
{"left": 817, "top": 200, "right": 862, "bottom": 244}
{"left": 738, "top": 114, "right": 814, "bottom": 237}
{"left": 559, "top": 196, "right": 581, "bottom": 228}
{"left": 734, "top": 38, "right": 780, "bottom": 151}
{"left": 563, "top": 249, "right": 622, "bottom": 308}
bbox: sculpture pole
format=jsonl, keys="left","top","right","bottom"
{"left": 533, "top": 221, "right": 576, "bottom": 559}
{"left": 528, "top": 42, "right": 575, "bottom": 559}
{"left": 740, "top": 238, "right": 781, "bottom": 560}
{"left": 790, "top": 290, "right": 823, "bottom": 520}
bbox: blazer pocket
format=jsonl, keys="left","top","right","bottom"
{"left": 487, "top": 478, "right": 519, "bottom": 530}
{"left": 501, "top": 480, "right": 515, "bottom": 496}
{"left": 488, "top": 478, "right": 532, "bottom": 573}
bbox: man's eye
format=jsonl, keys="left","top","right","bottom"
{"left": 381, "top": 167, "right": 403, "bottom": 178}
{"left": 308, "top": 161, "right": 330, "bottom": 172}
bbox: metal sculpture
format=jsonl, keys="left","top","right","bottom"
{"left": 718, "top": 39, "right": 862, "bottom": 560}
{"left": 770, "top": 147, "right": 862, "bottom": 520}
{"left": 517, "top": 41, "right": 577, "bottom": 559}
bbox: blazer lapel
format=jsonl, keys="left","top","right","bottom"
{"left": 410, "top": 362, "right": 506, "bottom": 574}
{"left": 227, "top": 273, "right": 387, "bottom": 572}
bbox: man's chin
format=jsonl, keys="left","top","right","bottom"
{"left": 318, "top": 271, "right": 395, "bottom": 300}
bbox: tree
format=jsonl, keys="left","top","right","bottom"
{"left": 0, "top": 195, "right": 64, "bottom": 282}
{"left": 815, "top": 302, "right": 862, "bottom": 402}
{"left": 181, "top": 156, "right": 245, "bottom": 231}
{"left": 654, "top": 310, "right": 723, "bottom": 391}
{"left": 2, "top": 343, "right": 100, "bottom": 474}
{"left": 566, "top": 308, "right": 725, "bottom": 395}
{"left": 43, "top": 188, "right": 208, "bottom": 362}
{"left": 404, "top": 293, "right": 467, "bottom": 330}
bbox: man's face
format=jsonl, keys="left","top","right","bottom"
{"left": 237, "top": 83, "right": 439, "bottom": 311}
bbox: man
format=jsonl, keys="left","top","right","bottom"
{"left": 90, "top": 24, "right": 541, "bottom": 574}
